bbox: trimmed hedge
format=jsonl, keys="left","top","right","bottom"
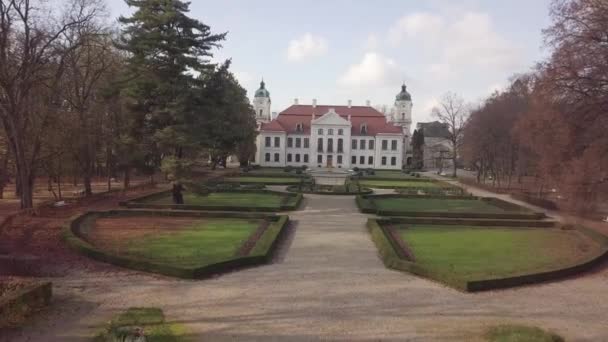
{"left": 356, "top": 194, "right": 546, "bottom": 220}
{"left": 120, "top": 189, "right": 303, "bottom": 212}
{"left": 63, "top": 210, "right": 290, "bottom": 279}
{"left": 368, "top": 218, "right": 608, "bottom": 292}
{"left": 286, "top": 185, "right": 373, "bottom": 196}
{"left": 376, "top": 217, "right": 556, "bottom": 228}
{"left": 0, "top": 281, "right": 52, "bottom": 328}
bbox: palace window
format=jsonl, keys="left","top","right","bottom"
{"left": 265, "top": 153, "right": 270, "bottom": 162}
{"left": 368, "top": 156, "right": 373, "bottom": 165}
{"left": 274, "top": 137, "right": 280, "bottom": 148}
{"left": 360, "top": 156, "right": 365, "bottom": 165}
{"left": 265, "top": 137, "right": 271, "bottom": 147}
{"left": 304, "top": 154, "right": 309, "bottom": 163}
{"left": 391, "top": 140, "right": 398, "bottom": 151}
{"left": 328, "top": 128, "right": 334, "bottom": 135}
{"left": 391, "top": 157, "right": 397, "bottom": 166}
{"left": 352, "top": 156, "right": 357, "bottom": 164}
{"left": 337, "top": 155, "right": 343, "bottom": 164}
{"left": 304, "top": 138, "right": 310, "bottom": 148}
{"left": 338, "top": 129, "right": 343, "bottom": 135}
{"left": 287, "top": 137, "right": 293, "bottom": 148}
{"left": 317, "top": 138, "right": 323, "bottom": 152}
{"left": 287, "top": 154, "right": 292, "bottom": 162}
{"left": 295, "top": 138, "right": 301, "bottom": 148}
{"left": 296, "top": 123, "right": 304, "bottom": 132}
{"left": 369, "top": 140, "right": 374, "bottom": 150}
{"left": 327, "top": 138, "right": 334, "bottom": 152}
{"left": 317, "top": 155, "right": 323, "bottom": 163}
{"left": 274, "top": 153, "right": 280, "bottom": 162}
{"left": 318, "top": 128, "right": 323, "bottom": 135}
{"left": 337, "top": 139, "right": 343, "bottom": 153}
{"left": 296, "top": 154, "right": 301, "bottom": 162}
{"left": 360, "top": 139, "right": 366, "bottom": 150}
{"left": 382, "top": 140, "right": 388, "bottom": 150}
{"left": 352, "top": 139, "right": 357, "bottom": 149}
{"left": 381, "top": 156, "right": 387, "bottom": 165}
{"left": 360, "top": 124, "right": 368, "bottom": 135}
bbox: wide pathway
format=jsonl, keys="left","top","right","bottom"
{"left": 4, "top": 194, "right": 608, "bottom": 341}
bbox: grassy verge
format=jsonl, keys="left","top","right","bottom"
{"left": 223, "top": 176, "right": 302, "bottom": 185}
{"left": 147, "top": 192, "right": 283, "bottom": 208}
{"left": 374, "top": 197, "right": 506, "bottom": 213}
{"left": 94, "top": 307, "right": 188, "bottom": 342}
{"left": 486, "top": 324, "right": 564, "bottom": 342}
{"left": 359, "top": 179, "right": 440, "bottom": 188}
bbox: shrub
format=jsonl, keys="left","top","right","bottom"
{"left": 301, "top": 165, "right": 308, "bottom": 171}
{"left": 367, "top": 169, "right": 375, "bottom": 175}
{"left": 295, "top": 169, "right": 303, "bottom": 175}
{"left": 415, "top": 173, "right": 420, "bottom": 178}
{"left": 284, "top": 166, "right": 293, "bottom": 172}
{"left": 353, "top": 167, "right": 359, "bottom": 172}
{"left": 251, "top": 164, "right": 261, "bottom": 170}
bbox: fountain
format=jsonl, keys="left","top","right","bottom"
{"left": 308, "top": 168, "right": 352, "bottom": 186}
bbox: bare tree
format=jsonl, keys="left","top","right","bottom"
{"left": 432, "top": 92, "right": 470, "bottom": 177}
{"left": 0, "top": 0, "right": 102, "bottom": 209}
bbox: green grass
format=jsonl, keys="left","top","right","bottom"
{"left": 361, "top": 170, "right": 421, "bottom": 179}
{"left": 486, "top": 324, "right": 564, "bottom": 342}
{"left": 224, "top": 176, "right": 302, "bottom": 184}
{"left": 374, "top": 197, "right": 507, "bottom": 213}
{"left": 359, "top": 179, "right": 439, "bottom": 188}
{"left": 399, "top": 225, "right": 600, "bottom": 281}
{"left": 121, "top": 218, "right": 260, "bottom": 267}
{"left": 148, "top": 192, "right": 284, "bottom": 208}
{"left": 94, "top": 307, "right": 188, "bottom": 342}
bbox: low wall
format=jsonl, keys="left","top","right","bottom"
{"left": 0, "top": 281, "right": 52, "bottom": 328}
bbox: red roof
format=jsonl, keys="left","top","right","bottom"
{"left": 260, "top": 105, "right": 403, "bottom": 136}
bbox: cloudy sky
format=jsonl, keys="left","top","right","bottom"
{"left": 104, "top": 0, "right": 553, "bottom": 124}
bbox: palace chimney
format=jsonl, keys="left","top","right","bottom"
{"left": 366, "top": 100, "right": 371, "bottom": 106}
{"left": 312, "top": 99, "right": 317, "bottom": 108}
{"left": 294, "top": 98, "right": 299, "bottom": 105}
{"left": 347, "top": 99, "right": 352, "bottom": 108}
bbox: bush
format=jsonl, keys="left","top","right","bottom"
{"left": 284, "top": 166, "right": 293, "bottom": 172}
{"left": 415, "top": 173, "right": 420, "bottom": 178}
{"left": 353, "top": 167, "right": 359, "bottom": 172}
{"left": 295, "top": 169, "right": 303, "bottom": 175}
{"left": 301, "top": 165, "right": 308, "bottom": 171}
{"left": 367, "top": 168, "right": 375, "bottom": 175}
{"left": 251, "top": 164, "right": 261, "bottom": 170}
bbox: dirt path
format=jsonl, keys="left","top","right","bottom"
{"left": 3, "top": 191, "right": 608, "bottom": 341}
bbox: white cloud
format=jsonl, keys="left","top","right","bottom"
{"left": 337, "top": 52, "right": 403, "bottom": 88}
{"left": 388, "top": 12, "right": 444, "bottom": 46}
{"left": 388, "top": 11, "right": 523, "bottom": 80}
{"left": 286, "top": 33, "right": 328, "bottom": 62}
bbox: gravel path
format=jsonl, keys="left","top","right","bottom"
{"left": 3, "top": 192, "right": 608, "bottom": 341}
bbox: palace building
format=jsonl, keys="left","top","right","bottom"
{"left": 252, "top": 81, "right": 413, "bottom": 170}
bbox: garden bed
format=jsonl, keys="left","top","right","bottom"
{"left": 121, "top": 189, "right": 302, "bottom": 212}
{"left": 63, "top": 210, "right": 290, "bottom": 278}
{"left": 357, "top": 194, "right": 545, "bottom": 220}
{"left": 368, "top": 219, "right": 608, "bottom": 291}
{"left": 0, "top": 277, "right": 52, "bottom": 328}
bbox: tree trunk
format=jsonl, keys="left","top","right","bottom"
{"left": 452, "top": 155, "right": 457, "bottom": 178}
{"left": 123, "top": 168, "right": 131, "bottom": 190}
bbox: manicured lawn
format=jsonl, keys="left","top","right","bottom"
{"left": 224, "top": 176, "right": 302, "bottom": 184}
{"left": 398, "top": 225, "right": 600, "bottom": 281}
{"left": 374, "top": 197, "right": 506, "bottom": 213}
{"left": 486, "top": 324, "right": 564, "bottom": 342}
{"left": 361, "top": 170, "right": 422, "bottom": 179}
{"left": 122, "top": 219, "right": 260, "bottom": 267}
{"left": 359, "top": 179, "right": 439, "bottom": 188}
{"left": 94, "top": 307, "right": 188, "bottom": 342}
{"left": 148, "top": 192, "right": 284, "bottom": 208}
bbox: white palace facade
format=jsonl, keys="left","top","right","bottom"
{"left": 252, "top": 81, "right": 413, "bottom": 170}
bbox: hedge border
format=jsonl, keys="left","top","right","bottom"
{"left": 0, "top": 280, "right": 52, "bottom": 328}
{"left": 285, "top": 185, "right": 373, "bottom": 196}
{"left": 119, "top": 189, "right": 303, "bottom": 212}
{"left": 356, "top": 194, "right": 546, "bottom": 220}
{"left": 368, "top": 218, "right": 608, "bottom": 292}
{"left": 220, "top": 176, "right": 307, "bottom": 185}
{"left": 63, "top": 210, "right": 290, "bottom": 279}
{"left": 376, "top": 216, "right": 556, "bottom": 228}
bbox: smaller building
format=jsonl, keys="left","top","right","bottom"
{"left": 416, "top": 121, "right": 453, "bottom": 170}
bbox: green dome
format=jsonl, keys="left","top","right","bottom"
{"left": 254, "top": 80, "right": 270, "bottom": 98}
{"left": 396, "top": 84, "right": 411, "bottom": 102}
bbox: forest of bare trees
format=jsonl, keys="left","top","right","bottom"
{"left": 461, "top": 0, "right": 608, "bottom": 215}
{"left": 0, "top": 0, "right": 257, "bottom": 209}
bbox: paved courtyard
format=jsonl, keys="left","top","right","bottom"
{"left": 3, "top": 191, "right": 608, "bottom": 341}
